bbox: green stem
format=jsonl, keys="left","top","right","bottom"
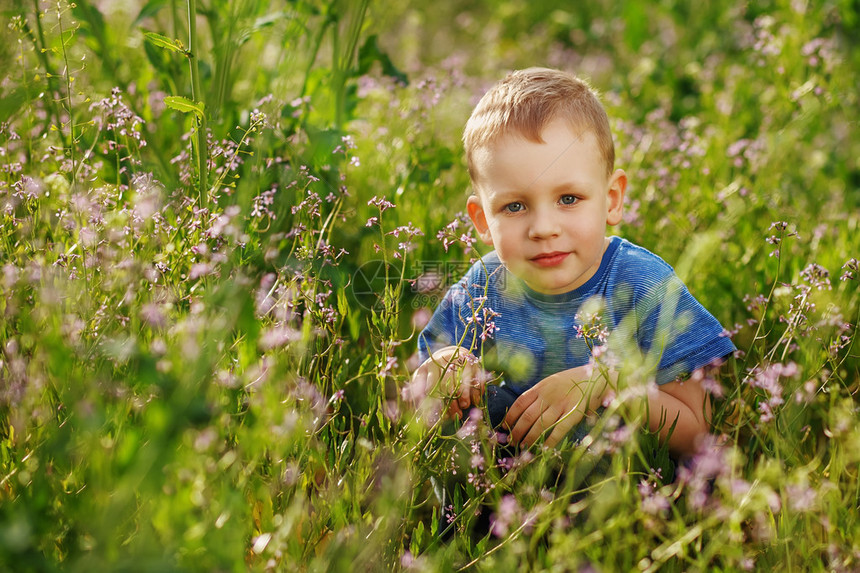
{"left": 208, "top": 115, "right": 262, "bottom": 194}
{"left": 171, "top": 0, "right": 179, "bottom": 40}
{"left": 777, "top": 290, "right": 808, "bottom": 363}
{"left": 187, "top": 0, "right": 208, "bottom": 208}
{"left": 28, "top": 0, "right": 69, "bottom": 149}
{"left": 331, "top": 19, "right": 343, "bottom": 129}
{"left": 207, "top": 0, "right": 239, "bottom": 122}
{"left": 16, "top": 26, "right": 35, "bottom": 166}
{"left": 299, "top": 12, "right": 331, "bottom": 100}
{"left": 332, "top": 0, "right": 369, "bottom": 129}
{"left": 56, "top": 0, "right": 77, "bottom": 188}
{"left": 743, "top": 230, "right": 785, "bottom": 372}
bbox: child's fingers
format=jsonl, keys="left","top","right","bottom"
{"left": 433, "top": 357, "right": 461, "bottom": 394}
{"left": 512, "top": 401, "right": 559, "bottom": 447}
{"left": 470, "top": 381, "right": 483, "bottom": 409}
{"left": 462, "top": 364, "right": 489, "bottom": 409}
{"left": 544, "top": 414, "right": 576, "bottom": 448}
{"left": 473, "top": 370, "right": 490, "bottom": 408}
{"left": 458, "top": 363, "right": 475, "bottom": 410}
{"left": 447, "top": 398, "right": 463, "bottom": 420}
{"left": 520, "top": 409, "right": 552, "bottom": 447}
{"left": 504, "top": 389, "right": 539, "bottom": 434}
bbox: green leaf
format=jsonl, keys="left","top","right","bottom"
{"left": 72, "top": 2, "right": 106, "bottom": 41}
{"left": 142, "top": 38, "right": 168, "bottom": 72}
{"left": 304, "top": 124, "right": 344, "bottom": 165}
{"left": 411, "top": 521, "right": 424, "bottom": 554}
{"left": 337, "top": 288, "right": 349, "bottom": 317}
{"left": 622, "top": 2, "right": 648, "bottom": 51}
{"left": 164, "top": 96, "right": 205, "bottom": 118}
{"left": 144, "top": 31, "right": 185, "bottom": 54}
{"left": 0, "top": 87, "right": 27, "bottom": 123}
{"left": 252, "top": 11, "right": 292, "bottom": 32}
{"left": 357, "top": 34, "right": 408, "bottom": 85}
{"left": 134, "top": 0, "right": 168, "bottom": 25}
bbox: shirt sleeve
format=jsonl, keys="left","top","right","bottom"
{"left": 635, "top": 272, "right": 736, "bottom": 384}
{"left": 417, "top": 263, "right": 487, "bottom": 364}
{"left": 417, "top": 287, "right": 461, "bottom": 364}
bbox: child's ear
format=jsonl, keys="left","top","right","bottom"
{"left": 606, "top": 169, "right": 627, "bottom": 226}
{"left": 466, "top": 195, "right": 494, "bottom": 245}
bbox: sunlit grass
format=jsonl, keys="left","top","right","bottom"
{"left": 0, "top": 1, "right": 858, "bottom": 571}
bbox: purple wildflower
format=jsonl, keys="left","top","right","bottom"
{"left": 367, "top": 195, "right": 395, "bottom": 212}
{"left": 839, "top": 258, "right": 857, "bottom": 281}
{"left": 800, "top": 263, "right": 831, "bottom": 290}
{"left": 677, "top": 434, "right": 729, "bottom": 510}
{"left": 490, "top": 495, "right": 520, "bottom": 537}
{"left": 638, "top": 479, "right": 671, "bottom": 516}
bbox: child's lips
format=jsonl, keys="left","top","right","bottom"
{"left": 530, "top": 251, "right": 569, "bottom": 267}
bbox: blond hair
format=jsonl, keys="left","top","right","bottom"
{"left": 463, "top": 68, "right": 615, "bottom": 180}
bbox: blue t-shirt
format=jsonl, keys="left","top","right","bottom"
{"left": 418, "top": 236, "right": 735, "bottom": 390}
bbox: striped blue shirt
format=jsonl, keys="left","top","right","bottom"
{"left": 418, "top": 236, "right": 735, "bottom": 389}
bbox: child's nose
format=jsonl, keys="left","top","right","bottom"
{"left": 528, "top": 212, "right": 561, "bottom": 240}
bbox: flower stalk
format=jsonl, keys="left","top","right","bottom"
{"left": 187, "top": 0, "right": 208, "bottom": 208}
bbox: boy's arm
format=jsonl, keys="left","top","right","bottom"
{"left": 647, "top": 377, "right": 711, "bottom": 457}
{"left": 505, "top": 367, "right": 711, "bottom": 456}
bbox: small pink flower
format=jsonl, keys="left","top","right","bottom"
{"left": 189, "top": 262, "right": 213, "bottom": 280}
{"left": 411, "top": 308, "right": 432, "bottom": 330}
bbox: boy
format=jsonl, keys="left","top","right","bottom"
{"left": 414, "top": 68, "right": 735, "bottom": 458}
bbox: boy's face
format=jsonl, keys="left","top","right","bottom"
{"left": 467, "top": 118, "right": 626, "bottom": 295}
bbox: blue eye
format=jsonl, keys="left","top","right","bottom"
{"left": 504, "top": 202, "right": 524, "bottom": 213}
{"left": 560, "top": 195, "right": 578, "bottom": 205}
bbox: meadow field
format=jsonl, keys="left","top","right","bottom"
{"left": 0, "top": 0, "right": 858, "bottom": 570}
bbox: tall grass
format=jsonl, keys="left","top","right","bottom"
{"left": 0, "top": 0, "right": 858, "bottom": 570}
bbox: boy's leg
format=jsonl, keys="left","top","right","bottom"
{"left": 485, "top": 382, "right": 518, "bottom": 430}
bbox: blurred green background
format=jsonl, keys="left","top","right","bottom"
{"left": 0, "top": 0, "right": 858, "bottom": 570}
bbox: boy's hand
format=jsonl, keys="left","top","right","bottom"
{"left": 504, "top": 365, "right": 606, "bottom": 448}
{"left": 409, "top": 346, "right": 490, "bottom": 419}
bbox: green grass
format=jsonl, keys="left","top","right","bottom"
{"left": 0, "top": 0, "right": 858, "bottom": 570}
